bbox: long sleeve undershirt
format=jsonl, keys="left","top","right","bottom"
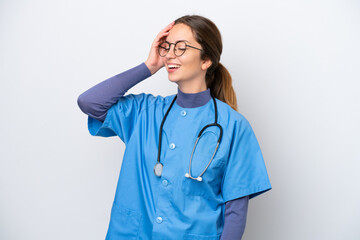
{"left": 77, "top": 63, "right": 249, "bottom": 239}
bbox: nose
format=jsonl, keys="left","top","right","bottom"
{"left": 165, "top": 44, "right": 176, "bottom": 59}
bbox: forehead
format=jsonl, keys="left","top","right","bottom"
{"left": 166, "top": 23, "right": 196, "bottom": 43}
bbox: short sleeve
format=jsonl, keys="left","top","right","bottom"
{"left": 87, "top": 93, "right": 157, "bottom": 144}
{"left": 221, "top": 118, "right": 272, "bottom": 202}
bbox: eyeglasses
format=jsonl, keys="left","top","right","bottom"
{"left": 158, "top": 40, "right": 202, "bottom": 57}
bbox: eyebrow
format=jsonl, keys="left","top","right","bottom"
{"left": 165, "top": 40, "right": 191, "bottom": 44}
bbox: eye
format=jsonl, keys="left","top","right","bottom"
{"left": 175, "top": 41, "right": 187, "bottom": 51}
{"left": 159, "top": 42, "right": 170, "bottom": 49}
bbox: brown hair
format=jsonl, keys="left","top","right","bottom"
{"left": 174, "top": 15, "right": 238, "bottom": 111}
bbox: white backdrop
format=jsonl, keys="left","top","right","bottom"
{"left": 1, "top": 0, "right": 359, "bottom": 239}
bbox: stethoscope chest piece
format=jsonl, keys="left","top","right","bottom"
{"left": 154, "top": 162, "right": 163, "bottom": 177}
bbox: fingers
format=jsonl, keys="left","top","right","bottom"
{"left": 161, "top": 21, "right": 175, "bottom": 34}
{"left": 165, "top": 21, "right": 175, "bottom": 31}
{"left": 155, "top": 21, "right": 175, "bottom": 43}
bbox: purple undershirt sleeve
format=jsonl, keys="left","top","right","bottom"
{"left": 77, "top": 62, "right": 151, "bottom": 122}
{"left": 220, "top": 195, "right": 249, "bottom": 240}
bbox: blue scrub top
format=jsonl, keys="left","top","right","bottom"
{"left": 88, "top": 93, "right": 272, "bottom": 240}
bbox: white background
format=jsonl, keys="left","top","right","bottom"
{"left": 1, "top": 0, "right": 359, "bottom": 239}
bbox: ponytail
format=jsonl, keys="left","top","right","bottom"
{"left": 206, "top": 63, "right": 238, "bottom": 111}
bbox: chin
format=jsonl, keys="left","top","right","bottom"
{"left": 168, "top": 75, "right": 181, "bottom": 83}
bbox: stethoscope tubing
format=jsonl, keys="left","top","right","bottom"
{"left": 155, "top": 93, "right": 223, "bottom": 181}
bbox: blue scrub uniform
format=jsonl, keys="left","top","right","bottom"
{"left": 88, "top": 93, "right": 271, "bottom": 240}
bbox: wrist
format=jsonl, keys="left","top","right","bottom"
{"left": 144, "top": 61, "right": 157, "bottom": 75}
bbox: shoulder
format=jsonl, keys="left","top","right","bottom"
{"left": 119, "top": 92, "right": 167, "bottom": 104}
{"left": 215, "top": 98, "right": 250, "bottom": 126}
{"left": 214, "top": 98, "right": 254, "bottom": 139}
{"left": 116, "top": 92, "right": 176, "bottom": 111}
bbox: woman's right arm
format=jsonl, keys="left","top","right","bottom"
{"left": 77, "top": 63, "right": 151, "bottom": 122}
{"left": 77, "top": 21, "right": 175, "bottom": 122}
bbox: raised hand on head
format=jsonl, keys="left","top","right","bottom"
{"left": 145, "top": 21, "right": 175, "bottom": 75}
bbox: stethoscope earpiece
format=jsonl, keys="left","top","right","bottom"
{"left": 185, "top": 173, "right": 203, "bottom": 182}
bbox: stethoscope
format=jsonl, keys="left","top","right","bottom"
{"left": 154, "top": 93, "right": 223, "bottom": 182}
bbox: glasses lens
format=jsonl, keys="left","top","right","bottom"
{"left": 174, "top": 41, "right": 186, "bottom": 56}
{"left": 158, "top": 42, "right": 170, "bottom": 56}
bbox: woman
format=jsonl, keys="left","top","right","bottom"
{"left": 78, "top": 15, "right": 271, "bottom": 240}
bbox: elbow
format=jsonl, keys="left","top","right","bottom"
{"left": 77, "top": 92, "right": 91, "bottom": 114}
{"left": 77, "top": 92, "right": 107, "bottom": 122}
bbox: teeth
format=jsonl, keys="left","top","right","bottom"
{"left": 168, "top": 65, "right": 180, "bottom": 69}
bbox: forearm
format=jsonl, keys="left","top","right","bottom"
{"left": 220, "top": 195, "right": 249, "bottom": 240}
{"left": 77, "top": 62, "right": 151, "bottom": 121}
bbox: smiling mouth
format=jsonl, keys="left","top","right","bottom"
{"left": 168, "top": 64, "right": 181, "bottom": 70}
{"left": 167, "top": 64, "right": 181, "bottom": 73}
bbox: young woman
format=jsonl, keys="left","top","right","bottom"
{"left": 78, "top": 15, "right": 271, "bottom": 240}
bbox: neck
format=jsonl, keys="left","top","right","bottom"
{"left": 176, "top": 87, "right": 212, "bottom": 108}
{"left": 178, "top": 85, "right": 207, "bottom": 94}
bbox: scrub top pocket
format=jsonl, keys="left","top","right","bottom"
{"left": 105, "top": 202, "right": 141, "bottom": 240}
{"left": 184, "top": 232, "right": 221, "bottom": 240}
{"left": 181, "top": 129, "right": 226, "bottom": 200}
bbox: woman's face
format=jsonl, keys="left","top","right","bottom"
{"left": 161, "top": 23, "right": 211, "bottom": 86}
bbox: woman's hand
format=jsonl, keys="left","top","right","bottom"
{"left": 145, "top": 21, "right": 175, "bottom": 75}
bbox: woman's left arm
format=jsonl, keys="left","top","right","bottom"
{"left": 220, "top": 195, "right": 249, "bottom": 240}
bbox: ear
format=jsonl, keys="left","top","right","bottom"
{"left": 201, "top": 58, "right": 212, "bottom": 71}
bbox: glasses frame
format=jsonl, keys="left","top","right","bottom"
{"left": 158, "top": 40, "right": 202, "bottom": 57}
